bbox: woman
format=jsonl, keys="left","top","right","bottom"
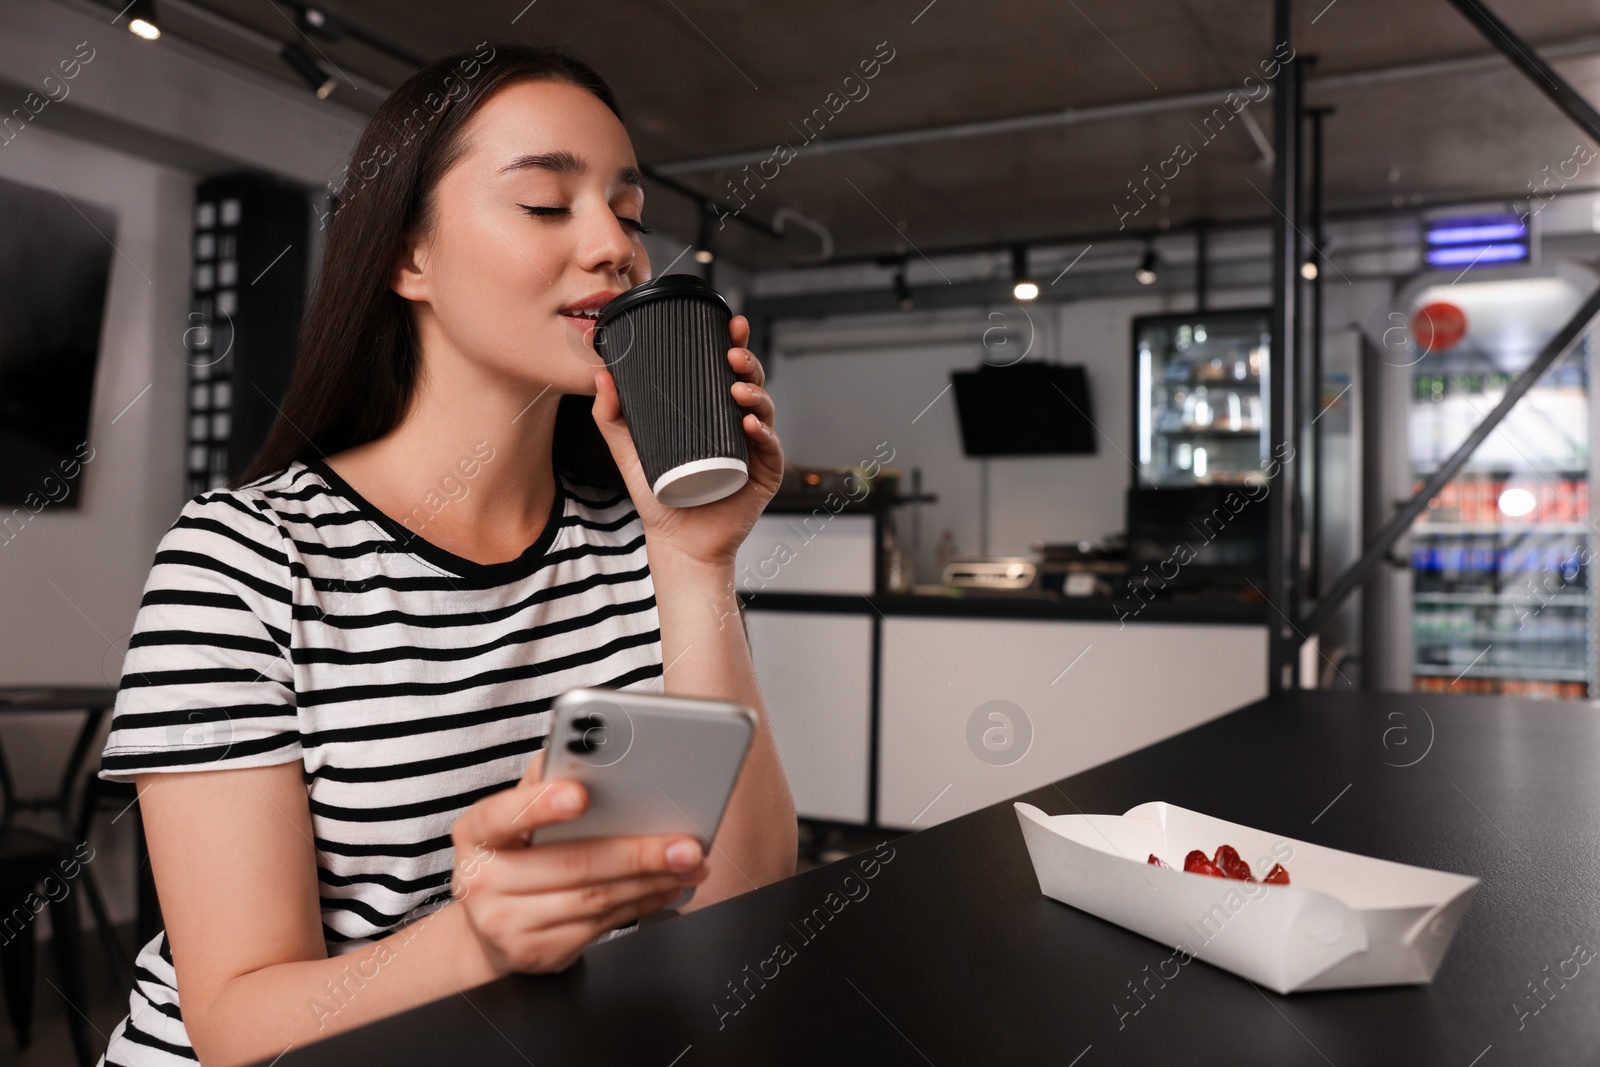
{"left": 95, "top": 42, "right": 795, "bottom": 1067}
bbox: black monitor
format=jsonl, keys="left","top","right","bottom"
{"left": 950, "top": 362, "right": 1096, "bottom": 456}
{"left": 0, "top": 174, "right": 113, "bottom": 507}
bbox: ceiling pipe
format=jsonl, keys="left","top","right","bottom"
{"left": 771, "top": 207, "right": 835, "bottom": 263}
{"left": 653, "top": 34, "right": 1600, "bottom": 176}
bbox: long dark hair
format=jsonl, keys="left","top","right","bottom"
{"left": 236, "top": 41, "right": 625, "bottom": 491}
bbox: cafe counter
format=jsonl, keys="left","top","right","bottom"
{"left": 739, "top": 586, "right": 1268, "bottom": 832}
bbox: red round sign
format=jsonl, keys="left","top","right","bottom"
{"left": 1412, "top": 302, "right": 1467, "bottom": 352}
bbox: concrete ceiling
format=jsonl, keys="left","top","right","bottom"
{"left": 114, "top": 0, "right": 1600, "bottom": 269}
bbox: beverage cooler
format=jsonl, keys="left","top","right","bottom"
{"left": 1133, "top": 308, "right": 1273, "bottom": 486}
{"left": 1402, "top": 265, "right": 1597, "bottom": 699}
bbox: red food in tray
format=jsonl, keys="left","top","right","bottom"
{"left": 1213, "top": 844, "right": 1256, "bottom": 882}
{"left": 1147, "top": 845, "right": 1290, "bottom": 885}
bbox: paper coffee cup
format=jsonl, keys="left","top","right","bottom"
{"left": 593, "top": 275, "right": 750, "bottom": 508}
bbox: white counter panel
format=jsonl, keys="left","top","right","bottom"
{"left": 745, "top": 610, "right": 873, "bottom": 823}
{"left": 877, "top": 617, "right": 1268, "bottom": 828}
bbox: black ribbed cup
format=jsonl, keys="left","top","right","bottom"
{"left": 593, "top": 275, "right": 749, "bottom": 508}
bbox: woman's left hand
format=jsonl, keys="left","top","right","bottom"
{"left": 591, "top": 314, "right": 782, "bottom": 567}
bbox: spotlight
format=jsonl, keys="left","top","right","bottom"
{"left": 126, "top": 0, "right": 161, "bottom": 40}
{"left": 298, "top": 7, "right": 347, "bottom": 41}
{"left": 894, "top": 268, "right": 914, "bottom": 310}
{"left": 1011, "top": 246, "right": 1038, "bottom": 301}
{"left": 1300, "top": 256, "right": 1319, "bottom": 280}
{"left": 694, "top": 249, "right": 715, "bottom": 264}
{"left": 280, "top": 42, "right": 337, "bottom": 100}
{"left": 1135, "top": 247, "right": 1160, "bottom": 285}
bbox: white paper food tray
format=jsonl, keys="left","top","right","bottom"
{"left": 1014, "top": 800, "right": 1479, "bottom": 994}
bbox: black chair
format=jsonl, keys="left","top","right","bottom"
{"left": 0, "top": 825, "right": 95, "bottom": 1065}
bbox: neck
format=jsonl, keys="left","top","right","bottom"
{"left": 324, "top": 332, "right": 571, "bottom": 565}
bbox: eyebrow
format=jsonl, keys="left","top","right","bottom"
{"left": 499, "top": 150, "right": 646, "bottom": 189}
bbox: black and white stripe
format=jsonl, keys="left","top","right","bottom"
{"left": 96, "top": 459, "right": 662, "bottom": 1065}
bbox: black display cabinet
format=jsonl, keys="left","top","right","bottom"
{"left": 184, "top": 173, "right": 310, "bottom": 496}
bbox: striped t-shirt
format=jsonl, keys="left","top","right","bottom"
{"left": 95, "top": 458, "right": 664, "bottom": 1066}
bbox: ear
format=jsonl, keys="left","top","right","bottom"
{"left": 389, "top": 230, "right": 430, "bottom": 303}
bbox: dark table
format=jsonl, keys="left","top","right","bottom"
{"left": 272, "top": 690, "right": 1600, "bottom": 1066}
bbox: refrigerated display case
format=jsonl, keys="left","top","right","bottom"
{"left": 1133, "top": 308, "right": 1272, "bottom": 487}
{"left": 1402, "top": 265, "right": 1596, "bottom": 700}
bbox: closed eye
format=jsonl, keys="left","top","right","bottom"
{"left": 518, "top": 204, "right": 653, "bottom": 236}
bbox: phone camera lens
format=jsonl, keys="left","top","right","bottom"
{"left": 567, "top": 714, "right": 609, "bottom": 756}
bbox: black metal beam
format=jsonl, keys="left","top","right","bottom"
{"left": 1308, "top": 107, "right": 1332, "bottom": 602}
{"left": 1442, "top": 0, "right": 1600, "bottom": 142}
{"left": 1298, "top": 0, "right": 1600, "bottom": 647}
{"left": 1291, "top": 58, "right": 1310, "bottom": 652}
{"left": 767, "top": 180, "right": 1600, "bottom": 275}
{"left": 1267, "top": 0, "right": 1300, "bottom": 694}
{"left": 743, "top": 258, "right": 1273, "bottom": 323}
{"left": 1302, "top": 283, "right": 1600, "bottom": 639}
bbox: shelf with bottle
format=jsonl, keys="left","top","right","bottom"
{"left": 1414, "top": 598, "right": 1590, "bottom": 678}
{"left": 1415, "top": 591, "right": 1588, "bottom": 605}
{"left": 1415, "top": 523, "right": 1591, "bottom": 535}
{"left": 1413, "top": 664, "right": 1590, "bottom": 683}
{"left": 1156, "top": 426, "right": 1264, "bottom": 438}
{"left": 1161, "top": 343, "right": 1266, "bottom": 386}
{"left": 1155, "top": 386, "right": 1263, "bottom": 437}
{"left": 1411, "top": 528, "right": 1588, "bottom": 596}
{"left": 1414, "top": 675, "right": 1590, "bottom": 698}
{"left": 1159, "top": 436, "right": 1268, "bottom": 484}
{"left": 1415, "top": 475, "right": 1589, "bottom": 525}
{"left": 1413, "top": 602, "right": 1588, "bottom": 637}
{"left": 1410, "top": 365, "right": 1589, "bottom": 473}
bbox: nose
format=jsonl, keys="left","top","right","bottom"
{"left": 575, "top": 199, "right": 637, "bottom": 281}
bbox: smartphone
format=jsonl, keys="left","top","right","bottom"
{"left": 533, "top": 687, "right": 757, "bottom": 855}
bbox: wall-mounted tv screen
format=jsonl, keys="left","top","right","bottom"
{"left": 951, "top": 361, "right": 1096, "bottom": 456}
{"left": 0, "top": 174, "right": 113, "bottom": 508}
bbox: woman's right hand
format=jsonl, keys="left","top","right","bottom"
{"left": 448, "top": 750, "right": 710, "bottom": 976}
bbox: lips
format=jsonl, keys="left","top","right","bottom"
{"left": 559, "top": 291, "right": 621, "bottom": 335}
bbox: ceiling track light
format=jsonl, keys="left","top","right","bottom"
{"left": 894, "top": 265, "right": 914, "bottom": 310}
{"left": 280, "top": 41, "right": 337, "bottom": 99}
{"left": 125, "top": 0, "right": 161, "bottom": 40}
{"left": 298, "top": 7, "right": 347, "bottom": 42}
{"left": 1300, "top": 254, "right": 1320, "bottom": 280}
{"left": 1011, "top": 245, "right": 1038, "bottom": 301}
{"left": 277, "top": 0, "right": 427, "bottom": 66}
{"left": 694, "top": 204, "right": 718, "bottom": 270}
{"left": 1135, "top": 246, "right": 1160, "bottom": 286}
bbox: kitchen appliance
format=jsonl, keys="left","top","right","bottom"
{"left": 941, "top": 557, "right": 1039, "bottom": 591}
{"left": 1034, "top": 540, "right": 1126, "bottom": 596}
